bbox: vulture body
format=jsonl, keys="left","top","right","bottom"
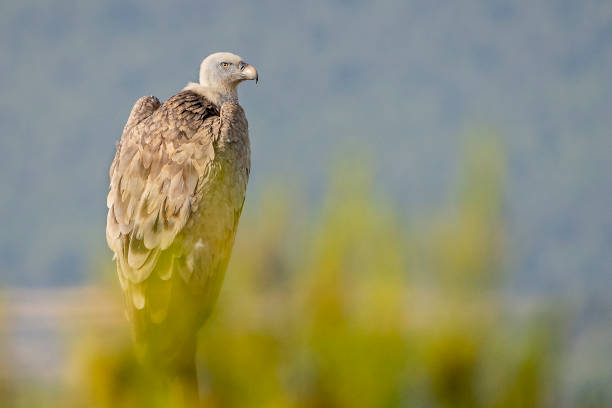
{"left": 105, "top": 52, "right": 257, "bottom": 395}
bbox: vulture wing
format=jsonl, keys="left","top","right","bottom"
{"left": 107, "top": 91, "right": 224, "bottom": 325}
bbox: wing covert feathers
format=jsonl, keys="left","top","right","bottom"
{"left": 106, "top": 91, "right": 250, "bottom": 331}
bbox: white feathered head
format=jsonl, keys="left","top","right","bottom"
{"left": 184, "top": 52, "right": 258, "bottom": 106}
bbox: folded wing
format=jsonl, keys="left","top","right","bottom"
{"left": 106, "top": 92, "right": 220, "bottom": 323}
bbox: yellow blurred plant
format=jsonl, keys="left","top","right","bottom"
{"left": 24, "top": 139, "right": 561, "bottom": 407}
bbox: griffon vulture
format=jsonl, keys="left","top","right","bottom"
{"left": 106, "top": 52, "right": 258, "bottom": 396}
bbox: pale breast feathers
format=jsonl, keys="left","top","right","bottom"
{"left": 106, "top": 92, "right": 220, "bottom": 313}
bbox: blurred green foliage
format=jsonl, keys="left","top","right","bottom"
{"left": 1, "top": 143, "right": 574, "bottom": 406}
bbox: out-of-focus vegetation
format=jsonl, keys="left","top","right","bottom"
{"left": 5, "top": 141, "right": 600, "bottom": 407}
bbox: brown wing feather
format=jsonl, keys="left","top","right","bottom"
{"left": 107, "top": 91, "right": 250, "bottom": 366}
{"left": 107, "top": 92, "right": 219, "bottom": 304}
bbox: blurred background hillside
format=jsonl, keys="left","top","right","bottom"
{"left": 1, "top": 0, "right": 611, "bottom": 406}
{"left": 1, "top": 0, "right": 611, "bottom": 292}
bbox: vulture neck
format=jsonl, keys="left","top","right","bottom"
{"left": 183, "top": 82, "right": 238, "bottom": 108}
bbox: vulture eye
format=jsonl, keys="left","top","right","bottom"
{"left": 222, "top": 62, "right": 229, "bottom": 68}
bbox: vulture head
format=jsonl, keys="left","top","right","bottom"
{"left": 184, "top": 52, "right": 258, "bottom": 107}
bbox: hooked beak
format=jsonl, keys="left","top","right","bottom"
{"left": 243, "top": 64, "right": 258, "bottom": 84}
